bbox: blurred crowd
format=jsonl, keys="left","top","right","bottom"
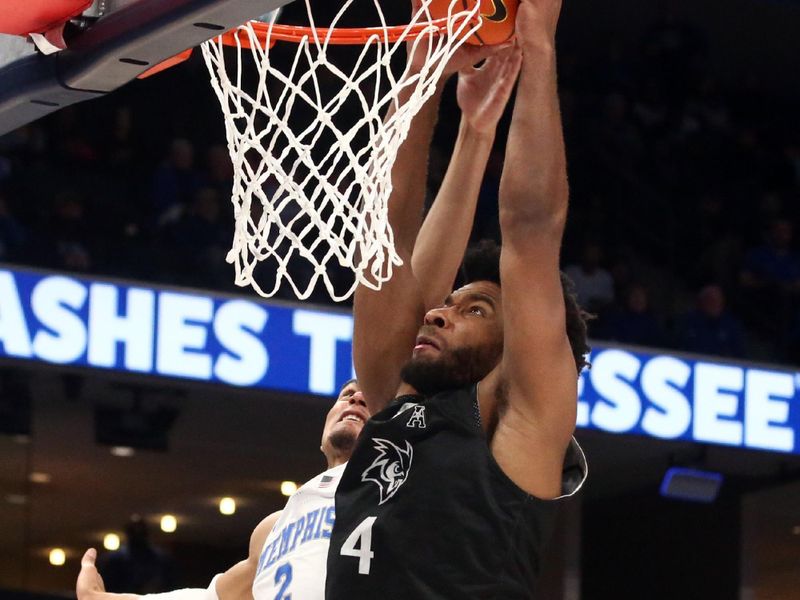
{"left": 0, "top": 11, "right": 798, "bottom": 366}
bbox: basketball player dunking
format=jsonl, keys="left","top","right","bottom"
{"left": 327, "top": 0, "right": 589, "bottom": 597}
{"left": 75, "top": 23, "right": 523, "bottom": 600}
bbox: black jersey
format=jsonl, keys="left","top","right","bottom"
{"left": 326, "top": 385, "right": 587, "bottom": 600}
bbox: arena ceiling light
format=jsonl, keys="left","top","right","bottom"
{"left": 219, "top": 497, "right": 236, "bottom": 515}
{"left": 103, "top": 533, "right": 121, "bottom": 551}
{"left": 29, "top": 472, "right": 52, "bottom": 484}
{"left": 160, "top": 515, "right": 177, "bottom": 533}
{"left": 110, "top": 446, "right": 136, "bottom": 457}
{"left": 49, "top": 548, "right": 66, "bottom": 566}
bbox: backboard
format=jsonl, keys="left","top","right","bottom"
{"left": 0, "top": 0, "right": 292, "bottom": 136}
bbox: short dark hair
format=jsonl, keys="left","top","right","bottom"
{"left": 460, "top": 239, "right": 592, "bottom": 373}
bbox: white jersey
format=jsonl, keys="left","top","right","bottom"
{"left": 252, "top": 464, "right": 345, "bottom": 600}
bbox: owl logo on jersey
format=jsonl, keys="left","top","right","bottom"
{"left": 361, "top": 438, "right": 413, "bottom": 505}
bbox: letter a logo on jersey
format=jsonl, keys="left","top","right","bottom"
{"left": 406, "top": 405, "right": 426, "bottom": 429}
{"left": 361, "top": 438, "right": 413, "bottom": 505}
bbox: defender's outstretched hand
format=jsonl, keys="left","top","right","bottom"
{"left": 77, "top": 549, "right": 105, "bottom": 596}
{"left": 77, "top": 549, "right": 109, "bottom": 600}
{"left": 457, "top": 44, "right": 523, "bottom": 135}
{"left": 77, "top": 549, "right": 139, "bottom": 600}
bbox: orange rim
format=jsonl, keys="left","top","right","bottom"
{"left": 219, "top": 16, "right": 476, "bottom": 48}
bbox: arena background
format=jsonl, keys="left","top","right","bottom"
{"left": 1, "top": 0, "right": 799, "bottom": 598}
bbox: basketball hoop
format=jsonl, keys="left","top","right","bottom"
{"left": 201, "top": 0, "right": 482, "bottom": 301}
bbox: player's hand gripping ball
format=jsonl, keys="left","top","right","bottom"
{"left": 429, "top": 0, "right": 519, "bottom": 46}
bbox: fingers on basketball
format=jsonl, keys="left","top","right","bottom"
{"left": 461, "top": 41, "right": 517, "bottom": 79}
{"left": 465, "top": 41, "right": 511, "bottom": 68}
{"left": 429, "top": 0, "right": 520, "bottom": 46}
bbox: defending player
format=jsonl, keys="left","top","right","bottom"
{"left": 330, "top": 0, "right": 589, "bottom": 597}
{"left": 76, "top": 380, "right": 367, "bottom": 600}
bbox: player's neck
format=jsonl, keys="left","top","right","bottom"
{"left": 396, "top": 381, "right": 419, "bottom": 397}
{"left": 327, "top": 454, "right": 348, "bottom": 469}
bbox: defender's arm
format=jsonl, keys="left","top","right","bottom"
{"left": 77, "top": 513, "right": 282, "bottom": 600}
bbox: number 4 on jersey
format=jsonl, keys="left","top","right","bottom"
{"left": 339, "top": 517, "right": 376, "bottom": 574}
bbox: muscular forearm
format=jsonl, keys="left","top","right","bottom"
{"left": 387, "top": 81, "right": 446, "bottom": 258}
{"left": 353, "top": 76, "right": 446, "bottom": 411}
{"left": 412, "top": 118, "right": 494, "bottom": 309}
{"left": 499, "top": 41, "right": 568, "bottom": 228}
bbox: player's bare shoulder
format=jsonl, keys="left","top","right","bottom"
{"left": 250, "top": 511, "right": 282, "bottom": 559}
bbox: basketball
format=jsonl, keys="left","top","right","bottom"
{"left": 429, "top": 0, "right": 519, "bottom": 46}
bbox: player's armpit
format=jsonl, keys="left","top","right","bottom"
{"left": 215, "top": 511, "right": 282, "bottom": 600}
{"left": 475, "top": 356, "right": 574, "bottom": 499}
{"left": 490, "top": 393, "right": 574, "bottom": 499}
{"left": 477, "top": 234, "right": 578, "bottom": 498}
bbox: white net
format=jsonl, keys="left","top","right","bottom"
{"left": 201, "top": 0, "right": 481, "bottom": 301}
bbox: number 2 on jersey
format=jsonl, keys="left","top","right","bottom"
{"left": 274, "top": 562, "right": 292, "bottom": 600}
{"left": 339, "top": 516, "right": 376, "bottom": 575}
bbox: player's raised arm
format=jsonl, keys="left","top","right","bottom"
{"left": 412, "top": 46, "right": 522, "bottom": 310}
{"left": 487, "top": 0, "right": 587, "bottom": 499}
{"left": 353, "top": 12, "right": 506, "bottom": 412}
{"left": 352, "top": 68, "right": 443, "bottom": 412}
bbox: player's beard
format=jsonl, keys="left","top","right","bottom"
{"left": 400, "top": 342, "right": 502, "bottom": 396}
{"left": 328, "top": 427, "right": 358, "bottom": 454}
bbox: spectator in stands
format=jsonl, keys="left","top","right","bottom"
{"left": 739, "top": 217, "right": 800, "bottom": 337}
{"left": 151, "top": 138, "right": 203, "bottom": 226}
{"left": 740, "top": 217, "right": 800, "bottom": 290}
{"left": 783, "top": 144, "right": 800, "bottom": 191}
{"left": 161, "top": 187, "right": 229, "bottom": 288}
{"left": 0, "top": 191, "right": 27, "bottom": 262}
{"left": 44, "top": 190, "right": 93, "bottom": 272}
{"left": 677, "top": 284, "right": 745, "bottom": 359}
{"left": 605, "top": 282, "right": 664, "bottom": 348}
{"left": 787, "top": 309, "right": 800, "bottom": 365}
{"left": 565, "top": 242, "right": 616, "bottom": 313}
{"left": 100, "top": 106, "right": 140, "bottom": 182}
{"left": 53, "top": 106, "right": 98, "bottom": 165}
{"left": 689, "top": 194, "right": 743, "bottom": 289}
{"left": 204, "top": 144, "right": 234, "bottom": 195}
